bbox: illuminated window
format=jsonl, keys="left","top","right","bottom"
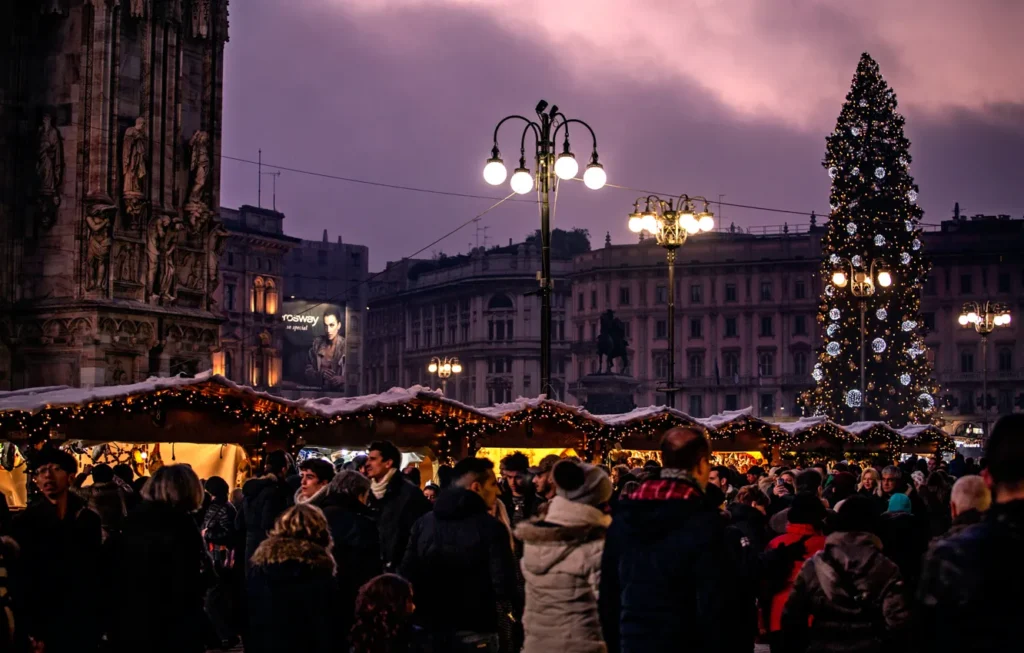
{"left": 251, "top": 277, "right": 265, "bottom": 313}
{"left": 264, "top": 278, "right": 279, "bottom": 315}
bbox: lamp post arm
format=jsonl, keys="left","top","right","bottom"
{"left": 491, "top": 115, "right": 538, "bottom": 147}
{"left": 551, "top": 118, "right": 599, "bottom": 157}
{"left": 519, "top": 122, "right": 542, "bottom": 161}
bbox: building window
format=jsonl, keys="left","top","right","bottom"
{"left": 488, "top": 294, "right": 514, "bottom": 310}
{"left": 225, "top": 283, "right": 236, "bottom": 312}
{"left": 655, "top": 285, "right": 668, "bottom": 305}
{"left": 690, "top": 284, "right": 703, "bottom": 304}
{"left": 923, "top": 312, "right": 936, "bottom": 331}
{"left": 655, "top": 320, "right": 668, "bottom": 340}
{"left": 793, "top": 351, "right": 808, "bottom": 376}
{"left": 725, "top": 317, "right": 738, "bottom": 338}
{"left": 960, "top": 350, "right": 974, "bottom": 373}
{"left": 507, "top": 320, "right": 514, "bottom": 340}
{"left": 424, "top": 330, "right": 431, "bottom": 347}
{"left": 590, "top": 290, "right": 598, "bottom": 309}
{"left": 689, "top": 394, "right": 704, "bottom": 417}
{"left": 688, "top": 354, "right": 704, "bottom": 378}
{"left": 999, "top": 389, "right": 1013, "bottom": 414}
{"left": 690, "top": 317, "right": 703, "bottom": 339}
{"left": 495, "top": 321, "right": 506, "bottom": 341}
{"left": 960, "top": 390, "right": 975, "bottom": 414}
{"left": 794, "top": 279, "right": 807, "bottom": 300}
{"left": 760, "top": 316, "right": 774, "bottom": 337}
{"left": 960, "top": 274, "right": 972, "bottom": 294}
{"left": 654, "top": 353, "right": 669, "bottom": 379}
{"left": 760, "top": 393, "right": 775, "bottom": 417}
{"left": 264, "top": 279, "right": 279, "bottom": 315}
{"left": 224, "top": 351, "right": 234, "bottom": 381}
{"left": 723, "top": 352, "right": 739, "bottom": 379}
{"left": 619, "top": 286, "right": 631, "bottom": 306}
{"left": 923, "top": 276, "right": 937, "bottom": 296}
{"left": 605, "top": 284, "right": 611, "bottom": 305}
{"left": 725, "top": 394, "right": 738, "bottom": 411}
{"left": 577, "top": 324, "right": 585, "bottom": 342}
{"left": 251, "top": 277, "right": 265, "bottom": 313}
{"left": 793, "top": 315, "right": 807, "bottom": 336}
{"left": 999, "top": 272, "right": 1011, "bottom": 293}
{"left": 622, "top": 321, "right": 631, "bottom": 339}
{"left": 725, "top": 283, "right": 737, "bottom": 303}
{"left": 760, "top": 281, "right": 773, "bottom": 301}
{"left": 758, "top": 352, "right": 775, "bottom": 377}
{"left": 999, "top": 348, "right": 1013, "bottom": 372}
{"left": 317, "top": 250, "right": 327, "bottom": 265}
{"left": 577, "top": 293, "right": 584, "bottom": 311}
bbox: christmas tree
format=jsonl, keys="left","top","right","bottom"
{"left": 803, "top": 53, "right": 939, "bottom": 426}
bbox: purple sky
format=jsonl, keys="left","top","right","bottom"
{"left": 221, "top": 0, "right": 1024, "bottom": 270}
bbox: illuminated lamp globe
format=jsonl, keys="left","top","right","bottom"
{"left": 681, "top": 212, "right": 699, "bottom": 235}
{"left": 583, "top": 162, "right": 607, "bottom": 190}
{"left": 628, "top": 214, "right": 644, "bottom": 233}
{"left": 554, "top": 152, "right": 579, "bottom": 180}
{"left": 441, "top": 363, "right": 452, "bottom": 375}
{"left": 641, "top": 213, "right": 658, "bottom": 233}
{"left": 1003, "top": 314, "right": 1012, "bottom": 325}
{"left": 832, "top": 270, "right": 848, "bottom": 288}
{"left": 967, "top": 311, "right": 979, "bottom": 324}
{"left": 958, "top": 314, "right": 969, "bottom": 326}
{"left": 483, "top": 157, "right": 507, "bottom": 185}
{"left": 451, "top": 362, "right": 463, "bottom": 374}
{"left": 428, "top": 362, "right": 438, "bottom": 373}
{"left": 510, "top": 167, "right": 534, "bottom": 195}
{"left": 877, "top": 270, "right": 893, "bottom": 288}
{"left": 697, "top": 213, "right": 715, "bottom": 232}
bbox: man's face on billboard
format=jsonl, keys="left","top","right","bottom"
{"left": 325, "top": 314, "right": 341, "bottom": 341}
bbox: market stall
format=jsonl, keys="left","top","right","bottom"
{"left": 473, "top": 398, "right": 603, "bottom": 464}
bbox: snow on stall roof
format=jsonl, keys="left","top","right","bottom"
{"left": 295, "top": 385, "right": 484, "bottom": 419}
{"left": 898, "top": 424, "right": 945, "bottom": 439}
{"left": 477, "top": 395, "right": 600, "bottom": 422}
{"left": 843, "top": 420, "right": 899, "bottom": 437}
{"left": 0, "top": 373, "right": 221, "bottom": 414}
{"left": 698, "top": 407, "right": 755, "bottom": 430}
{"left": 775, "top": 415, "right": 829, "bottom": 434}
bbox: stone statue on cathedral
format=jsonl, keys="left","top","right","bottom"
{"left": 85, "top": 205, "right": 116, "bottom": 291}
{"left": 37, "top": 114, "right": 63, "bottom": 228}
{"left": 122, "top": 117, "right": 148, "bottom": 198}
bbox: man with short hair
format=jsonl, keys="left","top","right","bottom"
{"left": 917, "top": 414, "right": 1024, "bottom": 652}
{"left": 401, "top": 457, "right": 519, "bottom": 650}
{"left": 13, "top": 448, "right": 102, "bottom": 653}
{"left": 942, "top": 475, "right": 991, "bottom": 539}
{"left": 236, "top": 449, "right": 293, "bottom": 566}
{"left": 499, "top": 451, "right": 541, "bottom": 530}
{"left": 366, "top": 440, "right": 430, "bottom": 570}
{"left": 709, "top": 465, "right": 738, "bottom": 503}
{"left": 529, "top": 454, "right": 562, "bottom": 504}
{"left": 295, "top": 458, "right": 334, "bottom": 507}
{"left": 881, "top": 464, "right": 926, "bottom": 516}
{"left": 600, "top": 428, "right": 733, "bottom": 652}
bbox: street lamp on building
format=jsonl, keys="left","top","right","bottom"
{"left": 958, "top": 301, "right": 1011, "bottom": 437}
{"left": 830, "top": 258, "right": 894, "bottom": 420}
{"left": 483, "top": 100, "right": 605, "bottom": 398}
{"left": 428, "top": 356, "right": 462, "bottom": 395}
{"left": 628, "top": 195, "right": 715, "bottom": 407}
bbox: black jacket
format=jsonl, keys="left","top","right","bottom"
{"left": 237, "top": 474, "right": 293, "bottom": 565}
{"left": 321, "top": 492, "right": 382, "bottom": 634}
{"left": 105, "top": 501, "right": 209, "bottom": 653}
{"left": 400, "top": 488, "right": 519, "bottom": 636}
{"left": 916, "top": 500, "right": 1024, "bottom": 653}
{"left": 12, "top": 493, "right": 102, "bottom": 653}
{"left": 246, "top": 535, "right": 339, "bottom": 653}
{"left": 877, "top": 511, "right": 930, "bottom": 593}
{"left": 202, "top": 497, "right": 237, "bottom": 547}
{"left": 368, "top": 471, "right": 431, "bottom": 570}
{"left": 599, "top": 475, "right": 735, "bottom": 653}
{"left": 782, "top": 532, "right": 908, "bottom": 653}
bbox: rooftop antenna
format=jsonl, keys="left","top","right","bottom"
{"left": 261, "top": 169, "right": 282, "bottom": 211}
{"left": 257, "top": 149, "right": 282, "bottom": 210}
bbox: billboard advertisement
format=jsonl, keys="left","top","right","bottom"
{"left": 281, "top": 299, "right": 346, "bottom": 391}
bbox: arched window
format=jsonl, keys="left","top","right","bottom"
{"left": 488, "top": 294, "right": 514, "bottom": 310}
{"left": 251, "top": 277, "right": 265, "bottom": 313}
{"left": 264, "top": 278, "right": 279, "bottom": 315}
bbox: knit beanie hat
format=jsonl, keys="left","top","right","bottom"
{"left": 887, "top": 492, "right": 912, "bottom": 514}
{"left": 553, "top": 460, "right": 612, "bottom": 507}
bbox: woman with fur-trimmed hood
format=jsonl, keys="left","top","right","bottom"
{"left": 515, "top": 460, "right": 612, "bottom": 653}
{"left": 246, "top": 503, "right": 339, "bottom": 653}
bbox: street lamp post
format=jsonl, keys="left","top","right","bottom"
{"left": 830, "top": 258, "right": 894, "bottom": 420}
{"left": 958, "top": 301, "right": 1011, "bottom": 437}
{"left": 483, "top": 101, "right": 605, "bottom": 397}
{"left": 627, "top": 195, "right": 715, "bottom": 407}
{"left": 427, "top": 356, "right": 463, "bottom": 396}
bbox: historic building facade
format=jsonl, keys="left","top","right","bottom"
{"left": 281, "top": 230, "right": 369, "bottom": 396}
{"left": 568, "top": 214, "right": 1024, "bottom": 424}
{"left": 0, "top": 0, "right": 230, "bottom": 388}
{"left": 364, "top": 244, "right": 573, "bottom": 405}
{"left": 215, "top": 205, "right": 298, "bottom": 389}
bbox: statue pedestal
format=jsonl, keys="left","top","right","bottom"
{"left": 573, "top": 373, "right": 638, "bottom": 415}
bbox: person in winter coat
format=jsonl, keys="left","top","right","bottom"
{"left": 782, "top": 494, "right": 909, "bottom": 653}
{"left": 236, "top": 450, "right": 294, "bottom": 567}
{"left": 763, "top": 493, "right": 827, "bottom": 653}
{"left": 400, "top": 457, "right": 519, "bottom": 651}
{"left": 366, "top": 440, "right": 431, "bottom": 571}
{"left": 246, "top": 503, "right": 339, "bottom": 653}
{"left": 933, "top": 474, "right": 990, "bottom": 542}
{"left": 877, "top": 493, "right": 930, "bottom": 594}
{"left": 599, "top": 428, "right": 735, "bottom": 653}
{"left": 916, "top": 414, "right": 1024, "bottom": 653}
{"left": 201, "top": 475, "right": 238, "bottom": 649}
{"left": 295, "top": 458, "right": 334, "bottom": 509}
{"left": 350, "top": 574, "right": 430, "bottom": 653}
{"left": 106, "top": 464, "right": 209, "bottom": 653}
{"left": 12, "top": 448, "right": 102, "bottom": 653}
{"left": 516, "top": 461, "right": 612, "bottom": 653}
{"left": 727, "top": 485, "right": 771, "bottom": 552}
{"left": 76, "top": 463, "right": 127, "bottom": 541}
{"left": 320, "top": 470, "right": 382, "bottom": 641}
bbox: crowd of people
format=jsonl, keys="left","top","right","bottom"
{"left": 0, "top": 415, "right": 1022, "bottom": 653}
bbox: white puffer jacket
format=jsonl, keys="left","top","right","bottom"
{"left": 515, "top": 496, "right": 611, "bottom": 653}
